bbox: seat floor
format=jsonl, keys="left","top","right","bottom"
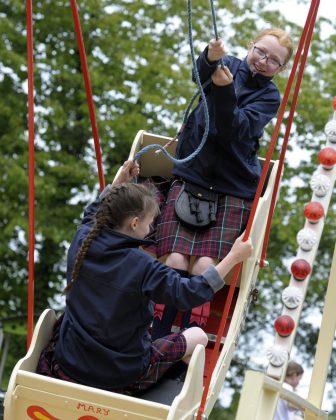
{"left": 138, "top": 377, "right": 184, "bottom": 405}
{"left": 136, "top": 361, "right": 187, "bottom": 404}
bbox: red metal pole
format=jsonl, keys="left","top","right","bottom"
{"left": 69, "top": 0, "right": 105, "bottom": 191}
{"left": 196, "top": 0, "right": 320, "bottom": 417}
{"left": 26, "top": 0, "right": 35, "bottom": 349}
{"left": 259, "top": 0, "right": 320, "bottom": 267}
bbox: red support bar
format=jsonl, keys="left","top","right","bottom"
{"left": 196, "top": 0, "right": 320, "bottom": 417}
{"left": 69, "top": 0, "right": 105, "bottom": 191}
{"left": 26, "top": 0, "right": 35, "bottom": 349}
{"left": 259, "top": 0, "right": 319, "bottom": 267}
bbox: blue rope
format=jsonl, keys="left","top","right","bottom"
{"left": 210, "top": 0, "right": 224, "bottom": 68}
{"left": 134, "top": 0, "right": 220, "bottom": 164}
{"left": 210, "top": 0, "right": 219, "bottom": 39}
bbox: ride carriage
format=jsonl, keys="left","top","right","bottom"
{"left": 4, "top": 130, "right": 280, "bottom": 420}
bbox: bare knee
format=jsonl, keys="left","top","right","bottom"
{"left": 182, "top": 327, "right": 208, "bottom": 363}
{"left": 191, "top": 256, "right": 217, "bottom": 275}
{"left": 165, "top": 253, "right": 189, "bottom": 271}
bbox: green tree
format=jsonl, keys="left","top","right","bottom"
{"left": 0, "top": 0, "right": 242, "bottom": 385}
{"left": 0, "top": 0, "right": 335, "bottom": 413}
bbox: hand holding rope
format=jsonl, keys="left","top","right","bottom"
{"left": 134, "top": 0, "right": 218, "bottom": 164}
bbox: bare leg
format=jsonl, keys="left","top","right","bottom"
{"left": 181, "top": 327, "right": 208, "bottom": 363}
{"left": 191, "top": 256, "right": 217, "bottom": 275}
{"left": 165, "top": 252, "right": 190, "bottom": 271}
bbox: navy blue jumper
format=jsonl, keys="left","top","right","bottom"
{"left": 173, "top": 47, "right": 281, "bottom": 199}
{"left": 54, "top": 188, "right": 224, "bottom": 391}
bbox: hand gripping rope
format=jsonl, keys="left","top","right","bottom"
{"left": 133, "top": 0, "right": 222, "bottom": 164}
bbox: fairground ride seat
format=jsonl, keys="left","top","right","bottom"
{"left": 3, "top": 308, "right": 206, "bottom": 420}
{"left": 4, "top": 131, "right": 280, "bottom": 420}
{"left": 122, "top": 130, "right": 280, "bottom": 416}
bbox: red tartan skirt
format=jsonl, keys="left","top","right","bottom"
{"left": 155, "top": 180, "right": 253, "bottom": 260}
{"left": 36, "top": 313, "right": 187, "bottom": 396}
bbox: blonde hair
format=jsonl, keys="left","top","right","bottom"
{"left": 252, "top": 28, "right": 294, "bottom": 65}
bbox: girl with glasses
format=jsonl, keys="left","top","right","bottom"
{"left": 151, "top": 28, "right": 293, "bottom": 339}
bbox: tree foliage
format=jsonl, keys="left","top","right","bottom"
{"left": 0, "top": 0, "right": 335, "bottom": 411}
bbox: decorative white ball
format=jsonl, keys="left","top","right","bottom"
{"left": 325, "top": 119, "right": 336, "bottom": 142}
{"left": 266, "top": 345, "right": 288, "bottom": 367}
{"left": 282, "top": 286, "right": 303, "bottom": 309}
{"left": 297, "top": 228, "right": 318, "bottom": 251}
{"left": 310, "top": 173, "right": 331, "bottom": 197}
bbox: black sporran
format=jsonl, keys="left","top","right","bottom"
{"left": 174, "top": 181, "right": 218, "bottom": 229}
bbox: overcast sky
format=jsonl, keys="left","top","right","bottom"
{"left": 267, "top": 0, "right": 336, "bottom": 37}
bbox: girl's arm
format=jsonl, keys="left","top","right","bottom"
{"left": 141, "top": 234, "right": 253, "bottom": 309}
{"left": 211, "top": 82, "right": 280, "bottom": 140}
{"left": 214, "top": 233, "right": 253, "bottom": 278}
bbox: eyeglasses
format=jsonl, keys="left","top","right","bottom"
{"left": 252, "top": 44, "right": 283, "bottom": 68}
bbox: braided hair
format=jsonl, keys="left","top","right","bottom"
{"left": 63, "top": 183, "right": 159, "bottom": 294}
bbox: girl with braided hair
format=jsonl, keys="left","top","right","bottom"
{"left": 37, "top": 161, "right": 253, "bottom": 395}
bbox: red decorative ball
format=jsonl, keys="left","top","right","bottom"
{"left": 304, "top": 201, "right": 324, "bottom": 222}
{"left": 318, "top": 147, "right": 336, "bottom": 169}
{"left": 291, "top": 259, "right": 311, "bottom": 280}
{"left": 274, "top": 315, "right": 295, "bottom": 337}
{"left": 333, "top": 96, "right": 336, "bottom": 111}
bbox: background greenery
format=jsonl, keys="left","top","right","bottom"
{"left": 0, "top": 0, "right": 335, "bottom": 416}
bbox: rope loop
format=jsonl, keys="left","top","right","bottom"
{"left": 134, "top": 0, "right": 221, "bottom": 163}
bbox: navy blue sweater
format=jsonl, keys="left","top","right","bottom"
{"left": 54, "top": 189, "right": 224, "bottom": 391}
{"left": 173, "top": 49, "right": 280, "bottom": 199}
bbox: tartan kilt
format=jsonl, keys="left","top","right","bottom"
{"left": 123, "top": 333, "right": 186, "bottom": 395}
{"left": 36, "top": 312, "right": 187, "bottom": 396}
{"left": 155, "top": 180, "right": 253, "bottom": 260}
{"left": 36, "top": 314, "right": 79, "bottom": 385}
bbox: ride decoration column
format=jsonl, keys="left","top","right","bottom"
{"left": 266, "top": 97, "right": 336, "bottom": 379}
